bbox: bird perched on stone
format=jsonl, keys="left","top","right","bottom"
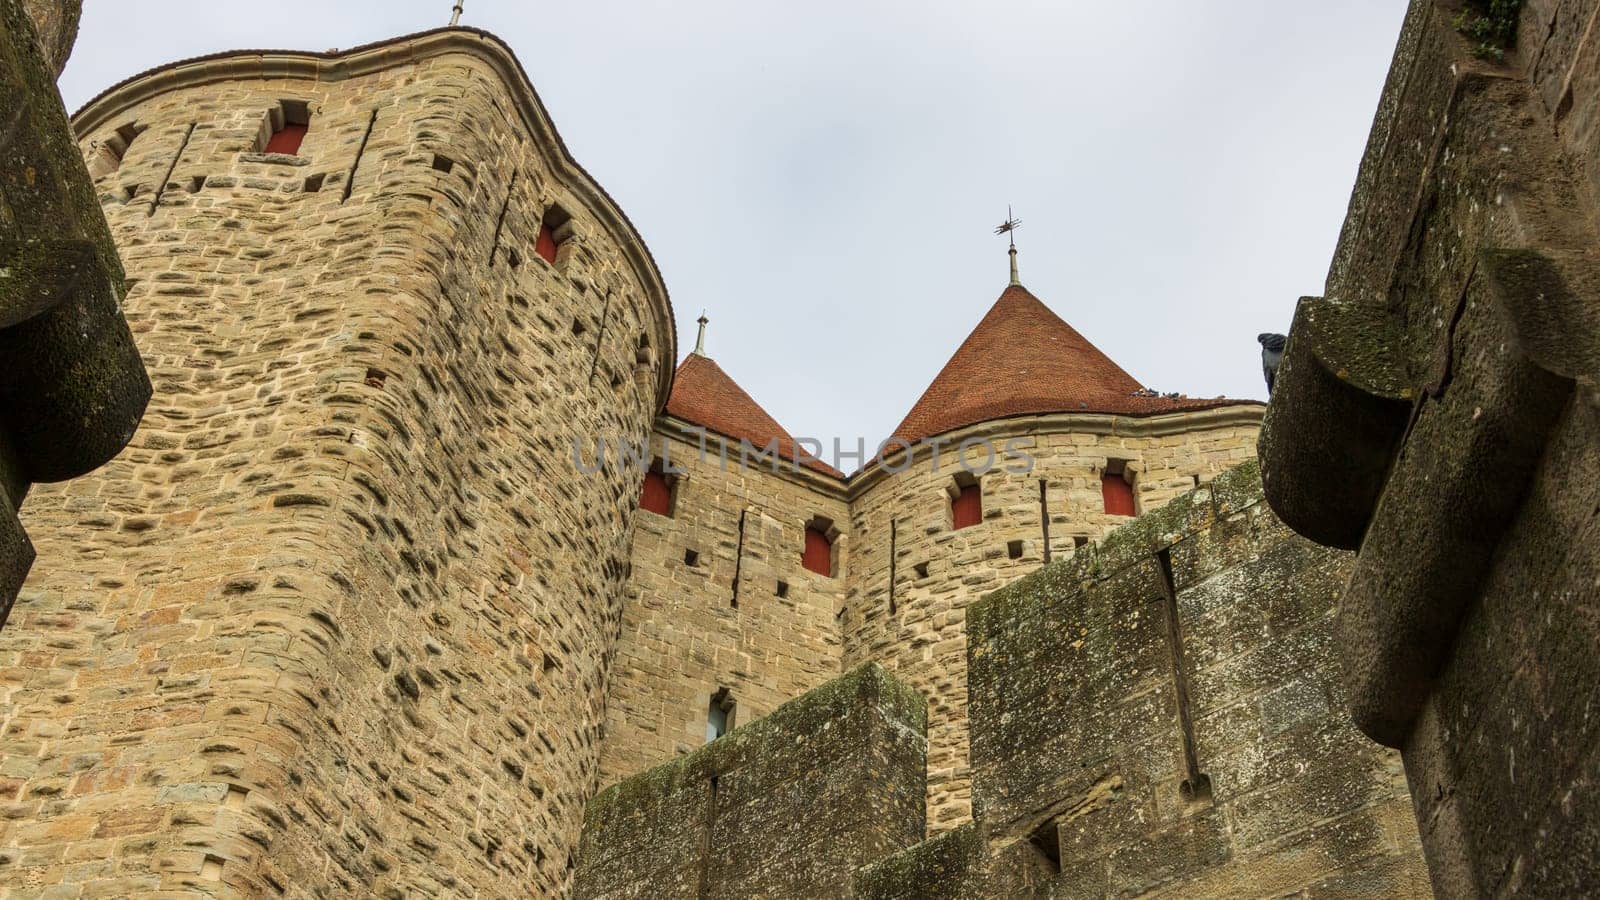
{"left": 1258, "top": 333, "right": 1287, "bottom": 394}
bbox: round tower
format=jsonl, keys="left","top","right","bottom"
{"left": 843, "top": 272, "right": 1263, "bottom": 834}
{"left": 3, "top": 27, "right": 671, "bottom": 897}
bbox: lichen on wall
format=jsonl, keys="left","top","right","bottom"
{"left": 858, "top": 461, "right": 1431, "bottom": 897}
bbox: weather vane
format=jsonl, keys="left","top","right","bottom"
{"left": 996, "top": 206, "right": 1023, "bottom": 285}
{"left": 994, "top": 206, "right": 1022, "bottom": 248}
{"left": 694, "top": 310, "right": 710, "bottom": 356}
{"left": 450, "top": 1, "right": 465, "bottom": 26}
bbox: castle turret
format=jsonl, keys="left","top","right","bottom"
{"left": 844, "top": 274, "right": 1263, "bottom": 833}
{"left": 3, "top": 27, "right": 671, "bottom": 897}
{"left": 599, "top": 346, "right": 849, "bottom": 784}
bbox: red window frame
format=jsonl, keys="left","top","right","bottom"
{"left": 640, "top": 470, "right": 673, "bottom": 517}
{"left": 1102, "top": 473, "right": 1136, "bottom": 516}
{"left": 952, "top": 484, "right": 982, "bottom": 530}
{"left": 536, "top": 224, "right": 559, "bottom": 264}
{"left": 264, "top": 124, "right": 307, "bottom": 155}
{"left": 802, "top": 527, "right": 832, "bottom": 576}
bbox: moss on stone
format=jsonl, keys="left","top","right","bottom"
{"left": 1454, "top": 0, "right": 1524, "bottom": 61}
{"left": 582, "top": 661, "right": 926, "bottom": 832}
{"left": 969, "top": 460, "right": 1267, "bottom": 642}
{"left": 852, "top": 822, "right": 985, "bottom": 899}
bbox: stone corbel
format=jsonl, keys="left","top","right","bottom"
{"left": 1259, "top": 296, "right": 1413, "bottom": 550}
{"left": 1482, "top": 247, "right": 1600, "bottom": 385}
{"left": 1336, "top": 249, "right": 1577, "bottom": 747}
{"left": 0, "top": 240, "right": 150, "bottom": 482}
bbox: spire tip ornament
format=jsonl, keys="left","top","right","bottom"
{"left": 995, "top": 206, "right": 1022, "bottom": 286}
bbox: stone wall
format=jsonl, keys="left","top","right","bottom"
{"left": 596, "top": 422, "right": 848, "bottom": 786}
{"left": 841, "top": 409, "right": 1260, "bottom": 834}
{"left": 19, "top": 0, "right": 78, "bottom": 75}
{"left": 577, "top": 462, "right": 1431, "bottom": 898}
{"left": 0, "top": 31, "right": 671, "bottom": 898}
{"left": 574, "top": 662, "right": 926, "bottom": 899}
{"left": 1260, "top": 0, "right": 1600, "bottom": 894}
{"left": 857, "top": 461, "right": 1430, "bottom": 898}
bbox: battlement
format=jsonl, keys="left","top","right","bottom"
{"left": 575, "top": 663, "right": 927, "bottom": 897}
{"left": 574, "top": 464, "right": 1430, "bottom": 897}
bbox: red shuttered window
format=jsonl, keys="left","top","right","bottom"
{"left": 1102, "top": 473, "right": 1136, "bottom": 516}
{"left": 265, "top": 124, "right": 307, "bottom": 155}
{"left": 952, "top": 484, "right": 982, "bottom": 530}
{"left": 802, "top": 527, "right": 832, "bottom": 576}
{"left": 536, "top": 224, "right": 559, "bottom": 265}
{"left": 640, "top": 470, "right": 673, "bottom": 517}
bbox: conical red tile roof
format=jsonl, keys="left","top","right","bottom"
{"left": 666, "top": 354, "right": 844, "bottom": 478}
{"left": 889, "top": 283, "right": 1256, "bottom": 446}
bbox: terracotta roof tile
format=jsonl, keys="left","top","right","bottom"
{"left": 889, "top": 284, "right": 1260, "bottom": 446}
{"left": 666, "top": 354, "right": 844, "bottom": 478}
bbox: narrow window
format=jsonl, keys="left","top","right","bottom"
{"left": 1102, "top": 460, "right": 1137, "bottom": 516}
{"left": 93, "top": 122, "right": 146, "bottom": 176}
{"left": 775, "top": 580, "right": 789, "bottom": 599}
{"left": 640, "top": 461, "right": 675, "bottom": 517}
{"left": 536, "top": 205, "right": 572, "bottom": 265}
{"left": 706, "top": 688, "right": 735, "bottom": 742}
{"left": 263, "top": 100, "right": 311, "bottom": 155}
{"left": 802, "top": 517, "right": 835, "bottom": 577}
{"left": 1028, "top": 820, "right": 1062, "bottom": 873}
{"left": 951, "top": 472, "right": 982, "bottom": 530}
{"left": 536, "top": 224, "right": 559, "bottom": 265}
{"left": 1007, "top": 540, "right": 1024, "bottom": 560}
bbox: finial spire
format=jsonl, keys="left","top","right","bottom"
{"left": 693, "top": 311, "right": 709, "bottom": 356}
{"left": 450, "top": 1, "right": 464, "bottom": 26}
{"left": 994, "top": 205, "right": 1022, "bottom": 286}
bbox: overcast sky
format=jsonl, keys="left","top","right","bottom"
{"left": 62, "top": 1, "right": 1407, "bottom": 448}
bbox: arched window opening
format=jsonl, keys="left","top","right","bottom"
{"left": 802, "top": 516, "right": 835, "bottom": 577}
{"left": 94, "top": 122, "right": 146, "bottom": 176}
{"left": 536, "top": 205, "right": 573, "bottom": 265}
{"left": 1102, "top": 460, "right": 1137, "bottom": 517}
{"left": 640, "top": 460, "right": 676, "bottom": 517}
{"left": 262, "top": 100, "right": 312, "bottom": 156}
{"left": 706, "top": 688, "right": 736, "bottom": 743}
{"left": 951, "top": 471, "right": 982, "bottom": 530}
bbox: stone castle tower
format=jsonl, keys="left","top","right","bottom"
{"left": 604, "top": 279, "right": 1263, "bottom": 835}
{"left": 7, "top": 27, "right": 673, "bottom": 896}
{"left": 0, "top": 17, "right": 1433, "bottom": 900}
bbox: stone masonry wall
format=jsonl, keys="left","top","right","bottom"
{"left": 596, "top": 424, "right": 848, "bottom": 786}
{"left": 1259, "top": 1, "right": 1600, "bottom": 894}
{"left": 841, "top": 410, "right": 1260, "bottom": 834}
{"left": 856, "top": 461, "right": 1430, "bottom": 898}
{"left": 575, "top": 662, "right": 926, "bottom": 899}
{"left": 0, "top": 36, "right": 670, "bottom": 899}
